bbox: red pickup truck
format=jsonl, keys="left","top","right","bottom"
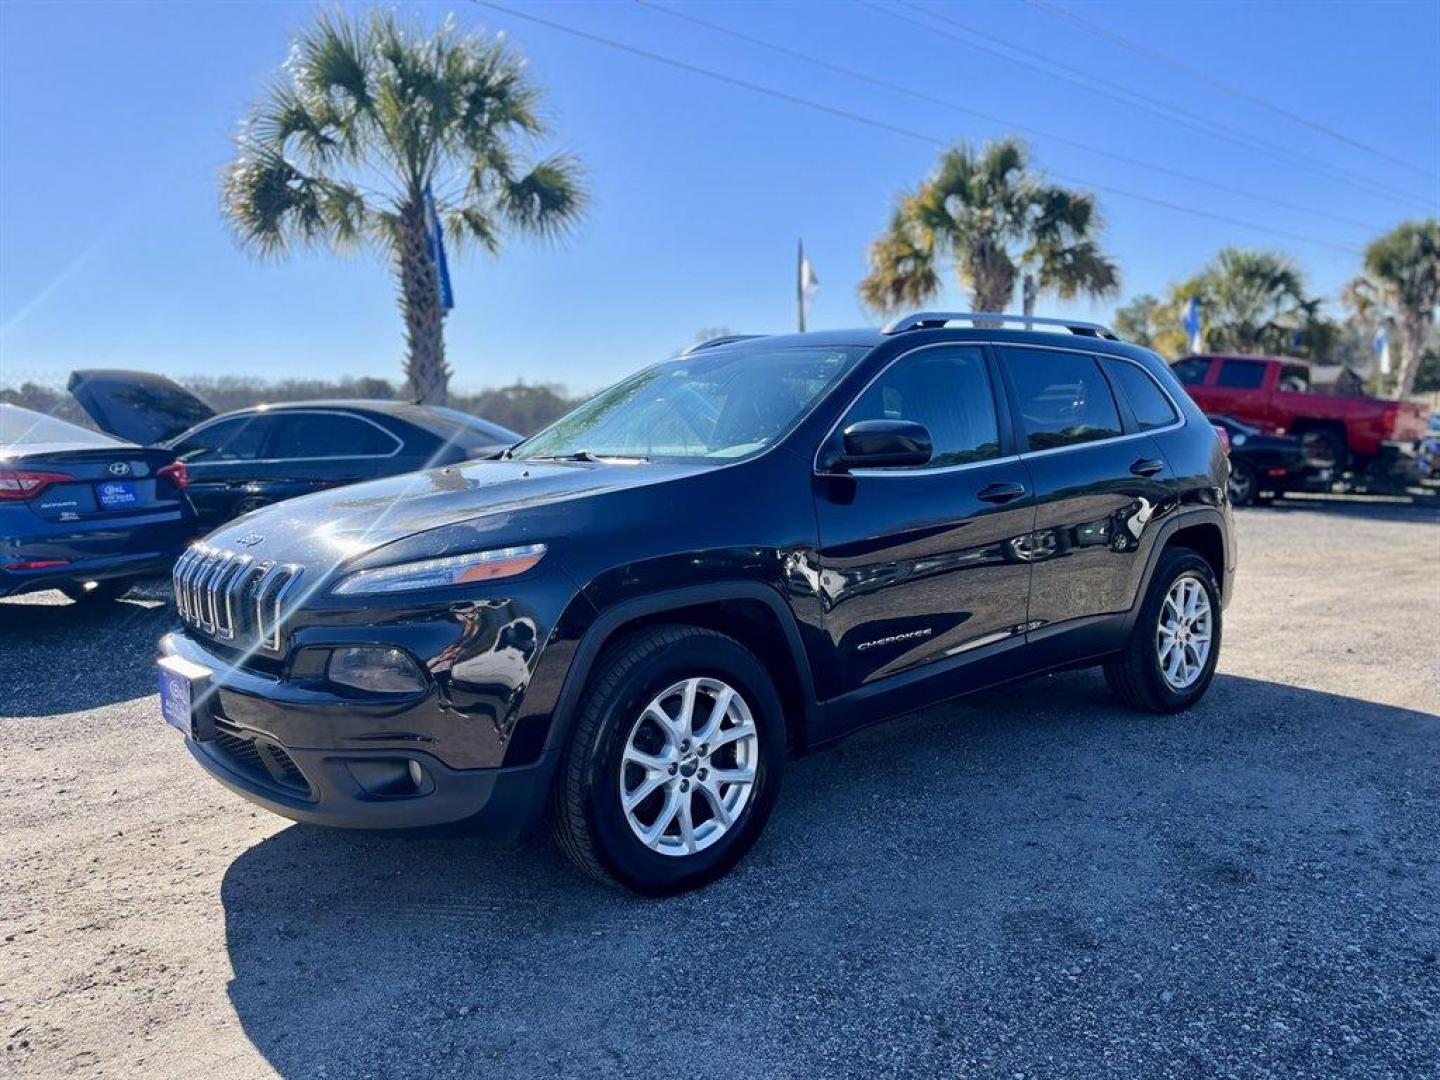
{"left": 1172, "top": 354, "right": 1429, "bottom": 470}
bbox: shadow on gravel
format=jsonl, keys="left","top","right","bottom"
{"left": 220, "top": 672, "right": 1440, "bottom": 1079}
{"left": 0, "top": 582, "right": 174, "bottom": 716}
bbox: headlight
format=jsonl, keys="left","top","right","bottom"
{"left": 331, "top": 543, "right": 547, "bottom": 596}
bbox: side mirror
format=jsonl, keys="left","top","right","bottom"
{"left": 821, "top": 419, "right": 933, "bottom": 472}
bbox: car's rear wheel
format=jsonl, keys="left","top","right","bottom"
{"left": 1104, "top": 548, "right": 1221, "bottom": 713}
{"left": 60, "top": 578, "right": 134, "bottom": 605}
{"left": 549, "top": 624, "right": 785, "bottom": 895}
{"left": 1227, "top": 460, "right": 1257, "bottom": 506}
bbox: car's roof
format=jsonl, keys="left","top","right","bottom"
{"left": 201, "top": 398, "right": 518, "bottom": 444}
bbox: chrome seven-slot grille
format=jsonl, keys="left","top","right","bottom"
{"left": 172, "top": 545, "right": 304, "bottom": 651}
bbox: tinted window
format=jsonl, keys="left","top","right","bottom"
{"left": 1171, "top": 358, "right": 1211, "bottom": 385}
{"left": 1216, "top": 360, "right": 1266, "bottom": 389}
{"left": 173, "top": 415, "right": 275, "bottom": 462}
{"left": 268, "top": 414, "right": 398, "bottom": 459}
{"left": 1001, "top": 348, "right": 1122, "bottom": 451}
{"left": 841, "top": 346, "right": 1000, "bottom": 469}
{"left": 1108, "top": 361, "right": 1179, "bottom": 431}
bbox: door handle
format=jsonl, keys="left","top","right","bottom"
{"left": 977, "top": 481, "right": 1026, "bottom": 504}
{"left": 1130, "top": 458, "right": 1165, "bottom": 478}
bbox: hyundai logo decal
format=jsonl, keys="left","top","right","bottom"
{"left": 108, "top": 461, "right": 131, "bottom": 477}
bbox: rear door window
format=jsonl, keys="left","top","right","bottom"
{"left": 1216, "top": 360, "right": 1267, "bottom": 389}
{"left": 1107, "top": 360, "right": 1180, "bottom": 431}
{"left": 1000, "top": 348, "right": 1123, "bottom": 451}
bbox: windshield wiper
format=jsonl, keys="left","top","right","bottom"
{"left": 525, "top": 450, "right": 650, "bottom": 464}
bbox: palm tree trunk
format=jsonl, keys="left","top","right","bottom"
{"left": 1395, "top": 315, "right": 1430, "bottom": 399}
{"left": 397, "top": 199, "right": 449, "bottom": 405}
{"left": 967, "top": 242, "right": 1015, "bottom": 315}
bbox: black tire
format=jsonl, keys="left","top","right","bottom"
{"left": 1104, "top": 548, "right": 1222, "bottom": 713}
{"left": 548, "top": 624, "right": 786, "bottom": 895}
{"left": 1227, "top": 460, "right": 1258, "bottom": 506}
{"left": 1301, "top": 428, "right": 1346, "bottom": 473}
{"left": 59, "top": 578, "right": 135, "bottom": 605}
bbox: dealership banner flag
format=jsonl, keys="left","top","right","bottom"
{"left": 424, "top": 184, "right": 454, "bottom": 313}
{"left": 797, "top": 241, "right": 819, "bottom": 332}
{"left": 1373, "top": 325, "right": 1391, "bottom": 375}
{"left": 1181, "top": 296, "right": 1202, "bottom": 353}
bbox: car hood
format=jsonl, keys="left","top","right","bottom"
{"left": 200, "top": 458, "right": 705, "bottom": 570}
{"left": 67, "top": 369, "right": 216, "bottom": 445}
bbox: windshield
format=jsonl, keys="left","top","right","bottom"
{"left": 512, "top": 343, "right": 868, "bottom": 463}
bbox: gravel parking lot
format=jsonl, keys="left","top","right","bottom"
{"left": 2, "top": 498, "right": 1438, "bottom": 1079}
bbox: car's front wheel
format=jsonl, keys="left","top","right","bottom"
{"left": 549, "top": 625, "right": 785, "bottom": 895}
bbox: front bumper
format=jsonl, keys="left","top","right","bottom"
{"left": 162, "top": 631, "right": 560, "bottom": 835}
{"left": 187, "top": 731, "right": 557, "bottom": 833}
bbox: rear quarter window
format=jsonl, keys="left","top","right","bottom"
{"left": 1107, "top": 360, "right": 1180, "bottom": 431}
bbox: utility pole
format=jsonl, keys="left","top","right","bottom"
{"left": 797, "top": 240, "right": 806, "bottom": 333}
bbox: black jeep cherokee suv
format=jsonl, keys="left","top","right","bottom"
{"left": 158, "top": 313, "right": 1235, "bottom": 894}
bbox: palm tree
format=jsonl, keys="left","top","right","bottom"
{"left": 1180, "top": 248, "right": 1319, "bottom": 356}
{"left": 222, "top": 11, "right": 586, "bottom": 404}
{"left": 1114, "top": 294, "right": 1160, "bottom": 347}
{"left": 1350, "top": 220, "right": 1440, "bottom": 398}
{"left": 859, "top": 138, "right": 1118, "bottom": 318}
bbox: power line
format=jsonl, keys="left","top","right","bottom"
{"left": 469, "top": 0, "right": 1363, "bottom": 256}
{"left": 883, "top": 0, "right": 1433, "bottom": 211}
{"left": 636, "top": 0, "right": 1383, "bottom": 233}
{"left": 1026, "top": 0, "right": 1440, "bottom": 184}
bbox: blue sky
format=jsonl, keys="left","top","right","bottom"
{"left": 1, "top": 0, "right": 1436, "bottom": 395}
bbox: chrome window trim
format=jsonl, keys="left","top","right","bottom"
{"left": 178, "top": 409, "right": 405, "bottom": 467}
{"left": 850, "top": 453, "right": 1022, "bottom": 479}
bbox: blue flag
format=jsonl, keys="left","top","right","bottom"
{"left": 1181, "top": 296, "right": 1202, "bottom": 352}
{"left": 423, "top": 184, "right": 454, "bottom": 313}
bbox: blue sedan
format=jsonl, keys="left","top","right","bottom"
{"left": 0, "top": 403, "right": 197, "bottom": 603}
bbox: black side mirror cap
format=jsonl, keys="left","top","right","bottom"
{"left": 820, "top": 419, "right": 933, "bottom": 472}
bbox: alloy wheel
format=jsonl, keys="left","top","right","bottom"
{"left": 619, "top": 677, "right": 758, "bottom": 857}
{"left": 1156, "top": 574, "right": 1213, "bottom": 690}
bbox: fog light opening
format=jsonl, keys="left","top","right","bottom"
{"left": 325, "top": 646, "right": 426, "bottom": 695}
{"left": 407, "top": 759, "right": 425, "bottom": 789}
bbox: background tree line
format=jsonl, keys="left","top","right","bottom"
{"left": 0, "top": 377, "right": 585, "bottom": 437}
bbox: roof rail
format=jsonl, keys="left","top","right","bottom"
{"left": 882, "top": 311, "right": 1117, "bottom": 340}
{"left": 681, "top": 334, "right": 765, "bottom": 356}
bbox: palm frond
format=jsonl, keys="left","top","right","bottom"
{"left": 859, "top": 208, "right": 940, "bottom": 314}
{"left": 497, "top": 153, "right": 587, "bottom": 241}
